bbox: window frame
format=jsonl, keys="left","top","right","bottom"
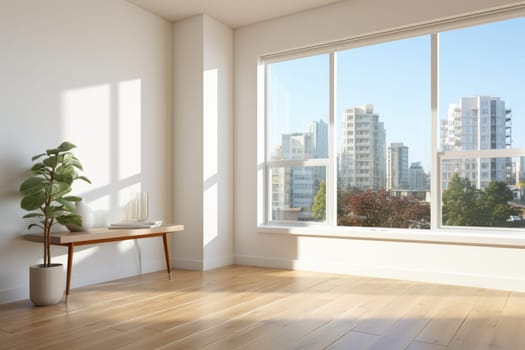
{"left": 258, "top": 4, "right": 525, "bottom": 245}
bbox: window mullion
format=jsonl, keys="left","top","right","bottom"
{"left": 431, "top": 33, "right": 440, "bottom": 230}
{"left": 328, "top": 52, "right": 337, "bottom": 226}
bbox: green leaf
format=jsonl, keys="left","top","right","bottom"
{"left": 31, "top": 163, "right": 47, "bottom": 172}
{"left": 77, "top": 176, "right": 92, "bottom": 184}
{"left": 55, "top": 198, "right": 75, "bottom": 211}
{"left": 46, "top": 148, "right": 60, "bottom": 155}
{"left": 56, "top": 165, "right": 76, "bottom": 179}
{"left": 31, "top": 153, "right": 47, "bottom": 161}
{"left": 21, "top": 191, "right": 46, "bottom": 211}
{"left": 28, "top": 223, "right": 44, "bottom": 230}
{"left": 53, "top": 173, "right": 74, "bottom": 184}
{"left": 56, "top": 214, "right": 81, "bottom": 227}
{"left": 23, "top": 212, "right": 44, "bottom": 219}
{"left": 68, "top": 159, "right": 83, "bottom": 171}
{"left": 43, "top": 156, "right": 58, "bottom": 168}
{"left": 50, "top": 183, "right": 72, "bottom": 200}
{"left": 45, "top": 206, "right": 66, "bottom": 218}
{"left": 63, "top": 196, "right": 82, "bottom": 202}
{"left": 20, "top": 177, "right": 47, "bottom": 195}
{"left": 58, "top": 142, "right": 76, "bottom": 152}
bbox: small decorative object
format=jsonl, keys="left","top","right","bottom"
{"left": 128, "top": 191, "right": 148, "bottom": 222}
{"left": 20, "top": 141, "right": 91, "bottom": 305}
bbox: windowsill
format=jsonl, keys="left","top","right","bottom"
{"left": 258, "top": 224, "right": 525, "bottom": 248}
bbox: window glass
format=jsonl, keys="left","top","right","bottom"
{"left": 440, "top": 17, "right": 525, "bottom": 227}
{"left": 270, "top": 166, "right": 326, "bottom": 222}
{"left": 267, "top": 55, "right": 329, "bottom": 161}
{"left": 267, "top": 54, "right": 329, "bottom": 222}
{"left": 336, "top": 36, "right": 431, "bottom": 228}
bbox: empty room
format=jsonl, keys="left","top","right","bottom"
{"left": 1, "top": 0, "right": 525, "bottom": 349}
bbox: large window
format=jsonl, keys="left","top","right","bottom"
{"left": 263, "top": 14, "right": 525, "bottom": 232}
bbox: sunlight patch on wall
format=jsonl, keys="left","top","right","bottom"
{"left": 204, "top": 69, "right": 218, "bottom": 179}
{"left": 87, "top": 194, "right": 111, "bottom": 227}
{"left": 61, "top": 84, "right": 111, "bottom": 194}
{"left": 118, "top": 79, "right": 142, "bottom": 180}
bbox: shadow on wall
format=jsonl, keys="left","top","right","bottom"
{"left": 0, "top": 78, "right": 149, "bottom": 302}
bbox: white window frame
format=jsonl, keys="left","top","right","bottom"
{"left": 258, "top": 3, "right": 525, "bottom": 246}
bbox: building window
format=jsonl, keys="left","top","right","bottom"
{"left": 263, "top": 14, "right": 525, "bottom": 232}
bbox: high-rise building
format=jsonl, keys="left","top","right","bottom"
{"left": 272, "top": 120, "right": 328, "bottom": 220}
{"left": 387, "top": 142, "right": 409, "bottom": 190}
{"left": 409, "top": 161, "right": 427, "bottom": 190}
{"left": 440, "top": 96, "right": 511, "bottom": 189}
{"left": 308, "top": 120, "right": 328, "bottom": 158}
{"left": 340, "top": 104, "right": 386, "bottom": 190}
{"left": 281, "top": 133, "right": 313, "bottom": 160}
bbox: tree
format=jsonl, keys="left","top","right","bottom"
{"left": 442, "top": 173, "right": 479, "bottom": 226}
{"left": 311, "top": 180, "right": 326, "bottom": 221}
{"left": 442, "top": 174, "right": 517, "bottom": 227}
{"left": 478, "top": 180, "right": 517, "bottom": 226}
{"left": 338, "top": 189, "right": 430, "bottom": 228}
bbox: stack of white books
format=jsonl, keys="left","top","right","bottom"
{"left": 108, "top": 220, "right": 163, "bottom": 229}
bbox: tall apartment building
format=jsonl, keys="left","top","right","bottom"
{"left": 340, "top": 104, "right": 386, "bottom": 190}
{"left": 272, "top": 120, "right": 328, "bottom": 220}
{"left": 387, "top": 142, "right": 409, "bottom": 190}
{"left": 440, "top": 96, "right": 511, "bottom": 189}
{"left": 308, "top": 120, "right": 328, "bottom": 158}
{"left": 409, "top": 161, "right": 427, "bottom": 190}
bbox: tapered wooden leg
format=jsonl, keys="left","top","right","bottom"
{"left": 162, "top": 233, "right": 172, "bottom": 280}
{"left": 65, "top": 243, "right": 74, "bottom": 303}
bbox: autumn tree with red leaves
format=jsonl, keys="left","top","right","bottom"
{"left": 338, "top": 189, "right": 430, "bottom": 228}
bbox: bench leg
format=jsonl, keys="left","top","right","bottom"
{"left": 162, "top": 233, "right": 172, "bottom": 280}
{"left": 65, "top": 243, "right": 74, "bottom": 303}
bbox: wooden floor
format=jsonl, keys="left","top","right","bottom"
{"left": 1, "top": 266, "right": 525, "bottom": 350}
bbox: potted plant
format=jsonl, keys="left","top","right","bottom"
{"left": 20, "top": 141, "right": 91, "bottom": 305}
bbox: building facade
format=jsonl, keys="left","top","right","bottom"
{"left": 340, "top": 104, "right": 386, "bottom": 190}
{"left": 387, "top": 142, "right": 409, "bottom": 190}
{"left": 271, "top": 121, "right": 328, "bottom": 221}
{"left": 440, "top": 96, "right": 511, "bottom": 189}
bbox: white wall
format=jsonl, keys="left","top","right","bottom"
{"left": 172, "top": 14, "right": 234, "bottom": 270}
{"left": 234, "top": 0, "right": 525, "bottom": 291}
{"left": 0, "top": 0, "right": 173, "bottom": 303}
{"left": 172, "top": 15, "right": 205, "bottom": 269}
{"left": 202, "top": 16, "right": 234, "bottom": 270}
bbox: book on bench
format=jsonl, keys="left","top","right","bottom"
{"left": 108, "top": 220, "right": 163, "bottom": 229}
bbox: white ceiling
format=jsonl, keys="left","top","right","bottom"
{"left": 127, "top": 0, "right": 345, "bottom": 28}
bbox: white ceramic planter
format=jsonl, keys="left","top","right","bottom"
{"left": 29, "top": 264, "right": 64, "bottom": 306}
{"left": 66, "top": 201, "right": 94, "bottom": 232}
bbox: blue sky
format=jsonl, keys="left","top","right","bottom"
{"left": 268, "top": 16, "right": 525, "bottom": 171}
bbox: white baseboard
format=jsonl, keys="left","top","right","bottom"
{"left": 171, "top": 255, "right": 235, "bottom": 271}
{"left": 0, "top": 286, "right": 28, "bottom": 305}
{"left": 171, "top": 257, "right": 204, "bottom": 270}
{"left": 203, "top": 255, "right": 235, "bottom": 271}
{"left": 234, "top": 254, "right": 525, "bottom": 292}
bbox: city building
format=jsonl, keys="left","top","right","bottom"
{"left": 409, "top": 161, "right": 428, "bottom": 190}
{"left": 340, "top": 104, "right": 386, "bottom": 190}
{"left": 308, "top": 120, "right": 328, "bottom": 158}
{"left": 387, "top": 142, "right": 409, "bottom": 190}
{"left": 440, "top": 96, "right": 511, "bottom": 189}
{"left": 272, "top": 121, "right": 327, "bottom": 220}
